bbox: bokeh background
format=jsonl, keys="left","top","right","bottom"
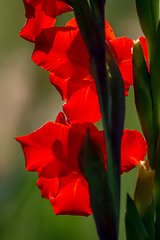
{"left": 0, "top": 0, "right": 144, "bottom": 239}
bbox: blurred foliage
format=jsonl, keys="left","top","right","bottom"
{"left": 0, "top": 0, "right": 143, "bottom": 239}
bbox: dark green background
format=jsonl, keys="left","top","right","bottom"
{"left": 0, "top": 0, "right": 143, "bottom": 239}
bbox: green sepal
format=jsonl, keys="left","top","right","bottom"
{"left": 105, "top": 42, "right": 125, "bottom": 208}
{"left": 78, "top": 130, "right": 118, "bottom": 240}
{"left": 142, "top": 197, "right": 155, "bottom": 240}
{"left": 106, "top": 43, "right": 125, "bottom": 146}
{"left": 90, "top": 0, "right": 106, "bottom": 36}
{"left": 150, "top": 21, "right": 160, "bottom": 142}
{"left": 132, "top": 40, "right": 155, "bottom": 168}
{"left": 125, "top": 194, "right": 149, "bottom": 240}
{"left": 135, "top": 0, "right": 159, "bottom": 60}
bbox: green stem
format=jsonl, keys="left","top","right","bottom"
{"left": 154, "top": 129, "right": 160, "bottom": 240}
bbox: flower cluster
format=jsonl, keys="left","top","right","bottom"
{"left": 17, "top": 0, "right": 148, "bottom": 216}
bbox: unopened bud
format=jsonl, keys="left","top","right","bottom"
{"left": 134, "top": 160, "right": 155, "bottom": 217}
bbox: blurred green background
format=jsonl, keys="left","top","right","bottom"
{"left": 0, "top": 0, "right": 143, "bottom": 239}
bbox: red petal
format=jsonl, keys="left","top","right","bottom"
{"left": 23, "top": 0, "right": 35, "bottom": 19}
{"left": 55, "top": 62, "right": 88, "bottom": 80}
{"left": 32, "top": 27, "right": 80, "bottom": 72}
{"left": 32, "top": 25, "right": 89, "bottom": 82}
{"left": 63, "top": 78, "right": 101, "bottom": 124}
{"left": 42, "top": 1, "right": 72, "bottom": 18}
{"left": 139, "top": 36, "right": 149, "bottom": 71}
{"left": 15, "top": 122, "right": 69, "bottom": 173}
{"left": 104, "top": 19, "right": 115, "bottom": 41}
{"left": 55, "top": 111, "right": 70, "bottom": 126}
{"left": 121, "top": 129, "right": 147, "bottom": 174}
{"left": 40, "top": 157, "right": 76, "bottom": 178}
{"left": 50, "top": 174, "right": 92, "bottom": 216}
{"left": 108, "top": 37, "right": 133, "bottom": 95}
{"left": 20, "top": 3, "right": 56, "bottom": 42}
{"left": 20, "top": 0, "right": 72, "bottom": 42}
{"left": 49, "top": 72, "right": 68, "bottom": 100}
{"left": 40, "top": 138, "right": 79, "bottom": 178}
{"left": 65, "top": 17, "right": 79, "bottom": 28}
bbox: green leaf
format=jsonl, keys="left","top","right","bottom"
{"left": 78, "top": 130, "right": 118, "bottom": 240}
{"left": 106, "top": 43, "right": 125, "bottom": 150}
{"left": 125, "top": 194, "right": 149, "bottom": 240}
{"left": 154, "top": 129, "right": 160, "bottom": 239}
{"left": 142, "top": 197, "right": 155, "bottom": 240}
{"left": 135, "top": 0, "right": 159, "bottom": 61}
{"left": 90, "top": 0, "right": 106, "bottom": 36}
{"left": 105, "top": 42, "right": 125, "bottom": 209}
{"left": 150, "top": 21, "right": 160, "bottom": 142}
{"left": 132, "top": 40, "right": 155, "bottom": 168}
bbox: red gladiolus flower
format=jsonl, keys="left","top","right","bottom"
{"left": 20, "top": 0, "right": 73, "bottom": 42}
{"left": 16, "top": 112, "right": 147, "bottom": 216}
{"left": 32, "top": 17, "right": 133, "bottom": 124}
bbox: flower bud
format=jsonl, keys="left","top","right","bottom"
{"left": 134, "top": 160, "right": 155, "bottom": 217}
{"left": 135, "top": 0, "right": 159, "bottom": 60}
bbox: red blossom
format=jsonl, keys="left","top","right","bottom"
{"left": 16, "top": 112, "right": 147, "bottom": 216}
{"left": 20, "top": 0, "right": 73, "bottom": 42}
{"left": 32, "top": 17, "right": 134, "bottom": 124}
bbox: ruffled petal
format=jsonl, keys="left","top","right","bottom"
{"left": 15, "top": 122, "right": 69, "bottom": 173}
{"left": 20, "top": 0, "right": 73, "bottom": 42}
